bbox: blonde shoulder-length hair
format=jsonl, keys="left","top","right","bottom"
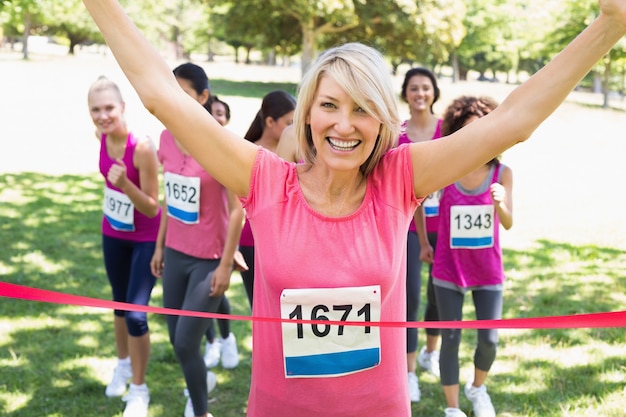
{"left": 294, "top": 43, "right": 400, "bottom": 176}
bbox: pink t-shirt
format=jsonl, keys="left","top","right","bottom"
{"left": 99, "top": 132, "right": 160, "bottom": 242}
{"left": 158, "top": 130, "right": 229, "bottom": 259}
{"left": 397, "top": 119, "right": 442, "bottom": 234}
{"left": 241, "top": 145, "right": 419, "bottom": 417}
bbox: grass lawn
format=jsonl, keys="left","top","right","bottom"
{"left": 2, "top": 47, "right": 626, "bottom": 416}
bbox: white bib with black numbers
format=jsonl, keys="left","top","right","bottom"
{"left": 280, "top": 285, "right": 381, "bottom": 378}
{"left": 103, "top": 187, "right": 135, "bottom": 232}
{"left": 423, "top": 191, "right": 440, "bottom": 217}
{"left": 164, "top": 172, "right": 201, "bottom": 224}
{"left": 450, "top": 204, "right": 494, "bottom": 249}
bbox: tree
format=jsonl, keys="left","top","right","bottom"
{"left": 43, "top": 0, "right": 102, "bottom": 54}
{"left": 322, "top": 0, "right": 432, "bottom": 75}
{"left": 543, "top": 0, "right": 626, "bottom": 108}
{"left": 449, "top": 0, "right": 541, "bottom": 82}
{"left": 418, "top": 0, "right": 467, "bottom": 81}
{"left": 266, "top": 0, "right": 360, "bottom": 76}
{"left": 1, "top": 0, "right": 46, "bottom": 59}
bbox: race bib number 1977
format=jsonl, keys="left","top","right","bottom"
{"left": 103, "top": 187, "right": 135, "bottom": 232}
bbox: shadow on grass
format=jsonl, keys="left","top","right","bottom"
{"left": 412, "top": 242, "right": 626, "bottom": 416}
{"left": 210, "top": 79, "right": 298, "bottom": 99}
{"left": 2, "top": 172, "right": 626, "bottom": 416}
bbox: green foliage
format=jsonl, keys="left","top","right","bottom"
{"left": 3, "top": 1, "right": 626, "bottom": 100}
{"left": 0, "top": 0, "right": 46, "bottom": 37}
{"left": 42, "top": 0, "right": 102, "bottom": 54}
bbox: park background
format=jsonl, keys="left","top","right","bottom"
{"left": 3, "top": 2, "right": 626, "bottom": 415}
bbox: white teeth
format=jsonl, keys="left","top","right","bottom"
{"left": 328, "top": 138, "right": 359, "bottom": 150}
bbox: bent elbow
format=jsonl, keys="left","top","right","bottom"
{"left": 145, "top": 205, "right": 161, "bottom": 219}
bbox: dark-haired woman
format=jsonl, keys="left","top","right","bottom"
{"left": 398, "top": 67, "right": 443, "bottom": 402}
{"left": 239, "top": 90, "right": 296, "bottom": 308}
{"left": 150, "top": 63, "right": 245, "bottom": 417}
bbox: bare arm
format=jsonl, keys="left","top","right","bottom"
{"left": 492, "top": 165, "right": 513, "bottom": 230}
{"left": 82, "top": 0, "right": 258, "bottom": 197}
{"left": 210, "top": 190, "right": 246, "bottom": 296}
{"left": 411, "top": 1, "right": 626, "bottom": 198}
{"left": 276, "top": 125, "right": 299, "bottom": 163}
{"left": 150, "top": 199, "right": 169, "bottom": 278}
{"left": 413, "top": 208, "right": 433, "bottom": 264}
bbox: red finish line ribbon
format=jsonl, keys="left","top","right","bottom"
{"left": 2, "top": 281, "right": 626, "bottom": 329}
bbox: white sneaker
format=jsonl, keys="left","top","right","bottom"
{"left": 220, "top": 332, "right": 239, "bottom": 369}
{"left": 464, "top": 381, "right": 496, "bottom": 417}
{"left": 445, "top": 407, "right": 468, "bottom": 417}
{"left": 204, "top": 339, "right": 221, "bottom": 368}
{"left": 184, "top": 397, "right": 195, "bottom": 417}
{"left": 183, "top": 374, "right": 216, "bottom": 417}
{"left": 105, "top": 364, "right": 132, "bottom": 397}
{"left": 417, "top": 346, "right": 440, "bottom": 377}
{"left": 122, "top": 384, "right": 150, "bottom": 417}
{"left": 184, "top": 398, "right": 217, "bottom": 417}
{"left": 408, "top": 372, "right": 421, "bottom": 402}
{"left": 207, "top": 370, "right": 217, "bottom": 394}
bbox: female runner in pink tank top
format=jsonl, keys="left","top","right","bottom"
{"left": 432, "top": 96, "right": 513, "bottom": 417}
{"left": 89, "top": 76, "right": 161, "bottom": 417}
{"left": 397, "top": 66, "right": 443, "bottom": 401}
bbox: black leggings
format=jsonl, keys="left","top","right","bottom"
{"left": 435, "top": 285, "right": 502, "bottom": 386}
{"left": 205, "top": 297, "right": 232, "bottom": 341}
{"left": 423, "top": 232, "right": 440, "bottom": 336}
{"left": 102, "top": 235, "right": 156, "bottom": 336}
{"left": 162, "top": 247, "right": 225, "bottom": 416}
{"left": 239, "top": 245, "right": 255, "bottom": 308}
{"left": 406, "top": 232, "right": 422, "bottom": 353}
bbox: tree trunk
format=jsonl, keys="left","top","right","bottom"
{"left": 68, "top": 36, "right": 78, "bottom": 55}
{"left": 206, "top": 37, "right": 214, "bottom": 62}
{"left": 451, "top": 51, "right": 460, "bottom": 83}
{"left": 301, "top": 19, "right": 316, "bottom": 77}
{"left": 22, "top": 11, "right": 31, "bottom": 60}
{"left": 603, "top": 56, "right": 612, "bottom": 109}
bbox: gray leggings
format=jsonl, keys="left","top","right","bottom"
{"left": 162, "top": 247, "right": 224, "bottom": 416}
{"left": 434, "top": 285, "right": 502, "bottom": 386}
{"left": 406, "top": 232, "right": 422, "bottom": 353}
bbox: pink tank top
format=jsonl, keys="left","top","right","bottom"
{"left": 432, "top": 164, "right": 505, "bottom": 288}
{"left": 397, "top": 119, "right": 442, "bottom": 233}
{"left": 239, "top": 217, "right": 254, "bottom": 247}
{"left": 99, "top": 132, "right": 160, "bottom": 242}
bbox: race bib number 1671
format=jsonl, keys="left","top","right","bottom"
{"left": 280, "top": 285, "right": 381, "bottom": 378}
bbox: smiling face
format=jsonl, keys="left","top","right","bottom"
{"left": 88, "top": 87, "right": 126, "bottom": 136}
{"left": 211, "top": 101, "right": 230, "bottom": 126}
{"left": 306, "top": 75, "right": 382, "bottom": 173}
{"left": 405, "top": 74, "right": 435, "bottom": 114}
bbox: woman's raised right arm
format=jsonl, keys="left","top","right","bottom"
{"left": 82, "top": 0, "right": 258, "bottom": 197}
